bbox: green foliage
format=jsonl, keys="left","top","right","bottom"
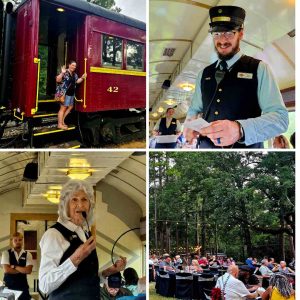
{"left": 38, "top": 45, "right": 48, "bottom": 97}
{"left": 86, "top": 0, "right": 121, "bottom": 12}
{"left": 150, "top": 152, "right": 295, "bottom": 261}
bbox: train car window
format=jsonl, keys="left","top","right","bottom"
{"left": 102, "top": 35, "right": 122, "bottom": 69}
{"left": 126, "top": 41, "right": 143, "bottom": 71}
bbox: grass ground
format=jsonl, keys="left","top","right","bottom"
{"left": 149, "top": 282, "right": 171, "bottom": 300}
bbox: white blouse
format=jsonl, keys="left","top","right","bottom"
{"left": 38, "top": 218, "right": 88, "bottom": 294}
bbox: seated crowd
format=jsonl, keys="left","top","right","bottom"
{"left": 150, "top": 253, "right": 295, "bottom": 299}
{"left": 101, "top": 262, "right": 146, "bottom": 300}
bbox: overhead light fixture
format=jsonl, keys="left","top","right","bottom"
{"left": 164, "top": 99, "right": 176, "bottom": 106}
{"left": 67, "top": 168, "right": 92, "bottom": 180}
{"left": 56, "top": 7, "right": 65, "bottom": 12}
{"left": 152, "top": 112, "right": 158, "bottom": 118}
{"left": 157, "top": 107, "right": 164, "bottom": 113}
{"left": 180, "top": 83, "right": 195, "bottom": 92}
{"left": 43, "top": 189, "right": 61, "bottom": 204}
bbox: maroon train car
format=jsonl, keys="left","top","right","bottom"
{"left": 5, "top": 0, "right": 146, "bottom": 147}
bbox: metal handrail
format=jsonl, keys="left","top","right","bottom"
{"left": 33, "top": 57, "right": 41, "bottom": 114}
{"left": 75, "top": 58, "right": 87, "bottom": 108}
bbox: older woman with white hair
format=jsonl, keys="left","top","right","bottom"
{"left": 40, "top": 179, "right": 127, "bottom": 299}
{"left": 39, "top": 179, "right": 99, "bottom": 299}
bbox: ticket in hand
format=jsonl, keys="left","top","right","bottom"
{"left": 184, "top": 118, "right": 210, "bottom": 132}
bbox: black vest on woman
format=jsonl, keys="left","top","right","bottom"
{"left": 49, "top": 222, "right": 100, "bottom": 300}
{"left": 200, "top": 55, "right": 263, "bottom": 148}
{"left": 3, "top": 249, "right": 31, "bottom": 300}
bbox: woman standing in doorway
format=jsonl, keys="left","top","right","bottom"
{"left": 56, "top": 61, "right": 86, "bottom": 130}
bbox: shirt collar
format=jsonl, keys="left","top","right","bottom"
{"left": 11, "top": 248, "right": 25, "bottom": 256}
{"left": 58, "top": 217, "right": 81, "bottom": 232}
{"left": 215, "top": 51, "right": 243, "bottom": 70}
{"left": 58, "top": 217, "right": 87, "bottom": 242}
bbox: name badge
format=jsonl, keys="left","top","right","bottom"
{"left": 171, "top": 122, "right": 176, "bottom": 125}
{"left": 237, "top": 72, "right": 253, "bottom": 79}
{"left": 205, "top": 77, "right": 211, "bottom": 80}
{"left": 20, "top": 257, "right": 26, "bottom": 260}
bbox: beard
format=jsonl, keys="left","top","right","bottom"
{"left": 215, "top": 40, "right": 240, "bottom": 60}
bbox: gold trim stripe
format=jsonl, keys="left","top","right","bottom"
{"left": 90, "top": 67, "right": 146, "bottom": 77}
{"left": 33, "top": 126, "right": 76, "bottom": 136}
{"left": 38, "top": 99, "right": 56, "bottom": 103}
{"left": 212, "top": 16, "right": 231, "bottom": 22}
{"left": 33, "top": 113, "right": 57, "bottom": 118}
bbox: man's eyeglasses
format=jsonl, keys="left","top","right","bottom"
{"left": 211, "top": 31, "right": 238, "bottom": 40}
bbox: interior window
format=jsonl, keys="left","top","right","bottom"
{"left": 126, "top": 41, "right": 143, "bottom": 71}
{"left": 102, "top": 35, "right": 122, "bottom": 68}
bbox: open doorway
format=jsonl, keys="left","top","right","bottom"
{"left": 38, "top": 2, "right": 84, "bottom": 101}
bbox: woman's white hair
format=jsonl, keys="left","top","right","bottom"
{"left": 58, "top": 179, "right": 95, "bottom": 224}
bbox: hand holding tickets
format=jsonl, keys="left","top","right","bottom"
{"left": 184, "top": 118, "right": 210, "bottom": 132}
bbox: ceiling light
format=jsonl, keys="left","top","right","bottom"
{"left": 56, "top": 7, "right": 65, "bottom": 12}
{"left": 158, "top": 107, "right": 164, "bottom": 113}
{"left": 69, "top": 158, "right": 90, "bottom": 168}
{"left": 67, "top": 168, "right": 92, "bottom": 180}
{"left": 164, "top": 99, "right": 176, "bottom": 106}
{"left": 152, "top": 112, "right": 158, "bottom": 118}
{"left": 180, "top": 83, "right": 195, "bottom": 92}
{"left": 44, "top": 190, "right": 60, "bottom": 204}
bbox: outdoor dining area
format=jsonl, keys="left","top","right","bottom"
{"left": 149, "top": 256, "right": 295, "bottom": 300}
{"left": 153, "top": 267, "right": 222, "bottom": 299}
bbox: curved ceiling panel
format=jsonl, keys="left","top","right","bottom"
{"left": 0, "top": 152, "right": 146, "bottom": 213}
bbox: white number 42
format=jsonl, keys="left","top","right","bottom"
{"left": 107, "top": 86, "right": 119, "bottom": 93}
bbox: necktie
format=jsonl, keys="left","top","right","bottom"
{"left": 220, "top": 60, "right": 228, "bottom": 72}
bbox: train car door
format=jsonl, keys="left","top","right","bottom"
{"left": 11, "top": 0, "right": 39, "bottom": 118}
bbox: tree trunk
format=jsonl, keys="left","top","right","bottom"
{"left": 201, "top": 199, "right": 206, "bottom": 253}
{"left": 279, "top": 212, "right": 285, "bottom": 260}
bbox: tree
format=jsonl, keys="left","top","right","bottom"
{"left": 149, "top": 152, "right": 295, "bottom": 262}
{"left": 87, "top": 0, "right": 121, "bottom": 12}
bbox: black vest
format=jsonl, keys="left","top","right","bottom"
{"left": 200, "top": 55, "right": 263, "bottom": 148}
{"left": 159, "top": 117, "right": 177, "bottom": 135}
{"left": 49, "top": 223, "right": 100, "bottom": 300}
{"left": 3, "top": 249, "right": 31, "bottom": 300}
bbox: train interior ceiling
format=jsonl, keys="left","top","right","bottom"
{"left": 38, "top": 1, "right": 82, "bottom": 100}
{"left": 0, "top": 152, "right": 146, "bottom": 296}
{"left": 149, "top": 0, "right": 295, "bottom": 139}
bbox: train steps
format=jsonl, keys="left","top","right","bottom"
{"left": 29, "top": 112, "right": 82, "bottom": 148}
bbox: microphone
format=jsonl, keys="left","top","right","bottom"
{"left": 82, "top": 211, "right": 91, "bottom": 238}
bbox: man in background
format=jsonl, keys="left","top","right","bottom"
{"left": 1, "top": 232, "right": 33, "bottom": 300}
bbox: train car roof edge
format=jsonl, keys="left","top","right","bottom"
{"left": 18, "top": 0, "right": 146, "bottom": 31}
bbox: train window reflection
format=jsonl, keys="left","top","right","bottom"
{"left": 126, "top": 41, "right": 143, "bottom": 71}
{"left": 102, "top": 35, "right": 122, "bottom": 68}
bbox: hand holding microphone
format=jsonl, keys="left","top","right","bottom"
{"left": 70, "top": 236, "right": 96, "bottom": 267}
{"left": 82, "top": 211, "right": 92, "bottom": 238}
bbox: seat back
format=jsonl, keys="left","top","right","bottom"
{"left": 175, "top": 273, "right": 194, "bottom": 299}
{"left": 157, "top": 271, "right": 173, "bottom": 297}
{"left": 197, "top": 275, "right": 216, "bottom": 299}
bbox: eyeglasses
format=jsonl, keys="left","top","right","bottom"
{"left": 211, "top": 31, "right": 238, "bottom": 40}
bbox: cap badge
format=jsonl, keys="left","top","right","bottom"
{"left": 218, "top": 9, "right": 222, "bottom": 13}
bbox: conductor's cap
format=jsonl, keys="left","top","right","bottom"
{"left": 209, "top": 5, "right": 245, "bottom": 32}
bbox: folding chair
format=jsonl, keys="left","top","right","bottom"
{"left": 158, "top": 271, "right": 173, "bottom": 297}
{"left": 196, "top": 275, "right": 216, "bottom": 300}
{"left": 175, "top": 273, "right": 194, "bottom": 300}
{"left": 149, "top": 265, "right": 155, "bottom": 282}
